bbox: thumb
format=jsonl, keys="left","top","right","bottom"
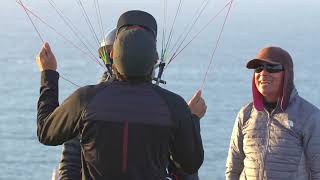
{"left": 44, "top": 42, "right": 50, "bottom": 51}
{"left": 44, "top": 42, "right": 53, "bottom": 56}
{"left": 39, "top": 45, "right": 47, "bottom": 59}
{"left": 193, "top": 90, "right": 202, "bottom": 100}
{"left": 189, "top": 90, "right": 202, "bottom": 104}
{"left": 196, "top": 90, "right": 201, "bottom": 97}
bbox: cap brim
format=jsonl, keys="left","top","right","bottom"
{"left": 246, "top": 58, "right": 280, "bottom": 69}
{"left": 117, "top": 10, "right": 157, "bottom": 37}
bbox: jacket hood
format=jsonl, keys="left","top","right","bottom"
{"left": 112, "top": 28, "right": 157, "bottom": 77}
{"left": 249, "top": 46, "right": 294, "bottom": 111}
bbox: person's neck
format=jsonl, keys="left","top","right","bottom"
{"left": 263, "top": 98, "right": 278, "bottom": 113}
{"left": 264, "top": 94, "right": 279, "bottom": 103}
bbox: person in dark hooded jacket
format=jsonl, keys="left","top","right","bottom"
{"left": 58, "top": 26, "right": 201, "bottom": 180}
{"left": 36, "top": 10, "right": 206, "bottom": 180}
{"left": 225, "top": 46, "right": 320, "bottom": 180}
{"left": 57, "top": 27, "right": 117, "bottom": 180}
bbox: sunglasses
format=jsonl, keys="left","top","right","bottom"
{"left": 254, "top": 63, "right": 284, "bottom": 73}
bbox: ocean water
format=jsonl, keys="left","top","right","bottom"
{"left": 0, "top": 0, "right": 320, "bottom": 179}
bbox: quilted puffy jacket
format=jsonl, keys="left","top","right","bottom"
{"left": 226, "top": 88, "right": 320, "bottom": 180}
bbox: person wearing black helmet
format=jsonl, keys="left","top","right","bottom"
{"left": 36, "top": 10, "right": 206, "bottom": 180}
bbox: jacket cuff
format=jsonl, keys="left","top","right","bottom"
{"left": 41, "top": 70, "right": 59, "bottom": 86}
{"left": 192, "top": 114, "right": 201, "bottom": 132}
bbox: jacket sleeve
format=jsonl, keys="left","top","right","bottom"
{"left": 225, "top": 109, "right": 246, "bottom": 180}
{"left": 59, "top": 136, "right": 82, "bottom": 180}
{"left": 170, "top": 102, "right": 204, "bottom": 174}
{"left": 37, "top": 70, "right": 83, "bottom": 145}
{"left": 303, "top": 110, "right": 320, "bottom": 180}
{"left": 168, "top": 160, "right": 200, "bottom": 180}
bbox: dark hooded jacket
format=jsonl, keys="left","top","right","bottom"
{"left": 58, "top": 72, "right": 112, "bottom": 180}
{"left": 57, "top": 73, "right": 200, "bottom": 180}
{"left": 37, "top": 70, "right": 204, "bottom": 180}
{"left": 226, "top": 47, "right": 320, "bottom": 179}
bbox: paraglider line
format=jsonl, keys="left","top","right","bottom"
{"left": 200, "top": 0, "right": 234, "bottom": 90}
{"left": 16, "top": 0, "right": 106, "bottom": 69}
{"left": 17, "top": 0, "right": 45, "bottom": 44}
{"left": 167, "top": 0, "right": 232, "bottom": 66}
{"left": 46, "top": 0, "right": 98, "bottom": 61}
{"left": 168, "top": 0, "right": 209, "bottom": 57}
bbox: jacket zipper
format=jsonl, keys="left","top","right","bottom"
{"left": 260, "top": 108, "right": 276, "bottom": 180}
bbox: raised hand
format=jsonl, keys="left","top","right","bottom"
{"left": 188, "top": 90, "right": 207, "bottom": 119}
{"left": 36, "top": 42, "right": 57, "bottom": 72}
